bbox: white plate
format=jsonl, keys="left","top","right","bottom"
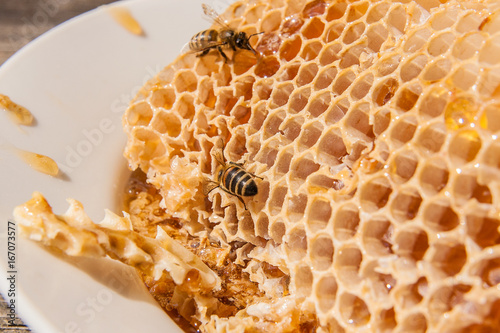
{"left": 0, "top": 0, "right": 225, "bottom": 331}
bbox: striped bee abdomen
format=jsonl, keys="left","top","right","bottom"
{"left": 221, "top": 164, "right": 258, "bottom": 197}
{"left": 189, "top": 29, "right": 219, "bottom": 51}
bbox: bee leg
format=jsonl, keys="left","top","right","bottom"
{"left": 197, "top": 48, "right": 211, "bottom": 57}
{"left": 218, "top": 46, "right": 229, "bottom": 62}
{"left": 235, "top": 195, "right": 248, "bottom": 210}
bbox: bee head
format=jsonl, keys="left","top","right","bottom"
{"left": 236, "top": 32, "right": 263, "bottom": 54}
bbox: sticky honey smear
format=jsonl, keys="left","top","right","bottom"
{"left": 0, "top": 94, "right": 34, "bottom": 126}
{"left": 107, "top": 6, "right": 144, "bottom": 36}
{"left": 16, "top": 149, "right": 59, "bottom": 177}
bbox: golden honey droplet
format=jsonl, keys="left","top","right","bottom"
{"left": 444, "top": 96, "right": 478, "bottom": 130}
{"left": 17, "top": 150, "right": 59, "bottom": 176}
{"left": 0, "top": 94, "right": 34, "bottom": 126}
{"left": 107, "top": 6, "right": 144, "bottom": 36}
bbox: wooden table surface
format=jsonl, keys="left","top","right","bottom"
{"left": 0, "top": 1, "right": 118, "bottom": 331}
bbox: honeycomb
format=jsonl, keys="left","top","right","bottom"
{"left": 14, "top": 0, "right": 500, "bottom": 332}
{"left": 120, "top": 0, "right": 500, "bottom": 331}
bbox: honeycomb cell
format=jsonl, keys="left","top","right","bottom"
{"left": 415, "top": 121, "right": 447, "bottom": 154}
{"left": 375, "top": 307, "right": 397, "bottom": 332}
{"left": 456, "top": 12, "right": 483, "bottom": 33}
{"left": 360, "top": 176, "right": 393, "bottom": 213}
{"left": 333, "top": 69, "right": 356, "bottom": 95}
{"left": 333, "top": 203, "right": 360, "bottom": 241}
{"left": 389, "top": 149, "right": 418, "bottom": 184}
{"left": 427, "top": 283, "right": 472, "bottom": 323}
{"left": 404, "top": 28, "right": 432, "bottom": 53}
{"left": 281, "top": 115, "right": 304, "bottom": 142}
{"left": 254, "top": 56, "right": 280, "bottom": 78}
{"left": 343, "top": 22, "right": 365, "bottom": 45}
{"left": 373, "top": 77, "right": 399, "bottom": 106}
{"left": 346, "top": 1, "right": 369, "bottom": 22}
{"left": 395, "top": 277, "right": 427, "bottom": 309}
{"left": 256, "top": 144, "right": 279, "bottom": 168}
{"left": 263, "top": 110, "right": 286, "bottom": 139}
{"left": 315, "top": 274, "right": 338, "bottom": 313}
{"left": 270, "top": 82, "right": 294, "bottom": 107}
{"left": 292, "top": 188, "right": 314, "bottom": 218}
{"left": 285, "top": 226, "right": 308, "bottom": 261}
{"left": 126, "top": 101, "right": 153, "bottom": 127}
{"left": 453, "top": 172, "right": 492, "bottom": 206}
{"left": 430, "top": 239, "right": 467, "bottom": 277}
{"left": 317, "top": 128, "right": 347, "bottom": 165}
{"left": 339, "top": 292, "right": 371, "bottom": 326}
{"left": 307, "top": 198, "right": 331, "bottom": 232}
{"left": 174, "top": 70, "right": 198, "bottom": 92}
{"left": 313, "top": 66, "right": 337, "bottom": 90}
{"left": 418, "top": 86, "right": 448, "bottom": 118}
{"left": 423, "top": 198, "right": 459, "bottom": 232}
{"left": 130, "top": 128, "right": 166, "bottom": 160}
{"left": 274, "top": 147, "right": 294, "bottom": 175}
{"left": 422, "top": 57, "right": 452, "bottom": 82}
{"left": 465, "top": 212, "right": 500, "bottom": 248}
{"left": 261, "top": 9, "right": 282, "bottom": 32}
{"left": 366, "top": 2, "right": 390, "bottom": 24}
{"left": 279, "top": 61, "right": 300, "bottom": 81}
{"left": 373, "top": 108, "right": 391, "bottom": 136}
{"left": 296, "top": 62, "right": 318, "bottom": 86}
{"left": 399, "top": 312, "right": 427, "bottom": 333}
{"left": 387, "top": 5, "right": 406, "bottom": 34}
{"left": 350, "top": 73, "right": 373, "bottom": 100}
{"left": 483, "top": 139, "right": 500, "bottom": 170}
{"left": 419, "top": 157, "right": 449, "bottom": 195}
{"left": 289, "top": 87, "right": 311, "bottom": 113}
{"left": 268, "top": 183, "right": 287, "bottom": 215}
{"left": 302, "top": 16, "right": 325, "bottom": 39}
{"left": 309, "top": 234, "right": 334, "bottom": 270}
{"left": 431, "top": 7, "right": 458, "bottom": 30}
{"left": 390, "top": 116, "right": 418, "bottom": 147}
{"left": 281, "top": 14, "right": 303, "bottom": 37}
{"left": 453, "top": 32, "right": 485, "bottom": 60}
{"left": 302, "top": 0, "right": 327, "bottom": 18}
{"left": 448, "top": 129, "right": 482, "bottom": 166}
{"left": 390, "top": 186, "right": 422, "bottom": 222}
{"left": 150, "top": 88, "right": 176, "bottom": 110}
{"left": 319, "top": 42, "right": 342, "bottom": 66}
{"left": 301, "top": 40, "right": 323, "bottom": 61}
{"left": 366, "top": 23, "right": 389, "bottom": 52}
{"left": 294, "top": 265, "right": 313, "bottom": 297}
{"left": 290, "top": 156, "right": 320, "bottom": 183}
{"left": 335, "top": 244, "right": 363, "bottom": 287}
{"left": 362, "top": 216, "right": 393, "bottom": 257}
{"left": 325, "top": 98, "right": 349, "bottom": 125}
{"left": 376, "top": 54, "right": 401, "bottom": 77}
{"left": 394, "top": 227, "right": 429, "bottom": 261}
{"left": 427, "top": 31, "right": 455, "bottom": 56}
{"left": 325, "top": 0, "right": 346, "bottom": 21}
{"left": 478, "top": 35, "right": 500, "bottom": 65}
{"left": 270, "top": 219, "right": 286, "bottom": 244}
{"left": 339, "top": 43, "right": 366, "bottom": 69}
{"left": 323, "top": 22, "right": 344, "bottom": 43}
{"left": 400, "top": 54, "right": 428, "bottom": 82}
{"left": 150, "top": 111, "right": 182, "bottom": 137}
{"left": 470, "top": 256, "right": 500, "bottom": 287}
{"left": 344, "top": 102, "right": 374, "bottom": 139}
{"left": 479, "top": 102, "right": 500, "bottom": 132}
{"left": 308, "top": 91, "right": 330, "bottom": 117}
{"left": 450, "top": 63, "right": 479, "bottom": 91}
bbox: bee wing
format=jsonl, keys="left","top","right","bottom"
{"left": 202, "top": 3, "right": 231, "bottom": 29}
{"left": 202, "top": 178, "right": 219, "bottom": 195}
{"left": 212, "top": 145, "right": 226, "bottom": 165}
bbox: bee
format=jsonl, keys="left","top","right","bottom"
{"left": 188, "top": 4, "right": 263, "bottom": 62}
{"left": 203, "top": 143, "right": 262, "bottom": 210}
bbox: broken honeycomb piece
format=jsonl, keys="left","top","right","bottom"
{"left": 121, "top": 0, "right": 500, "bottom": 331}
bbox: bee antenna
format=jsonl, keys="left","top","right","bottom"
{"left": 249, "top": 32, "right": 265, "bottom": 39}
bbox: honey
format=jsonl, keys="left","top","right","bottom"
{"left": 0, "top": 94, "right": 34, "bottom": 126}
{"left": 107, "top": 6, "right": 144, "bottom": 36}
{"left": 17, "top": 150, "right": 59, "bottom": 176}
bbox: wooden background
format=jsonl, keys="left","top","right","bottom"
{"left": 0, "top": 1, "right": 117, "bottom": 331}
